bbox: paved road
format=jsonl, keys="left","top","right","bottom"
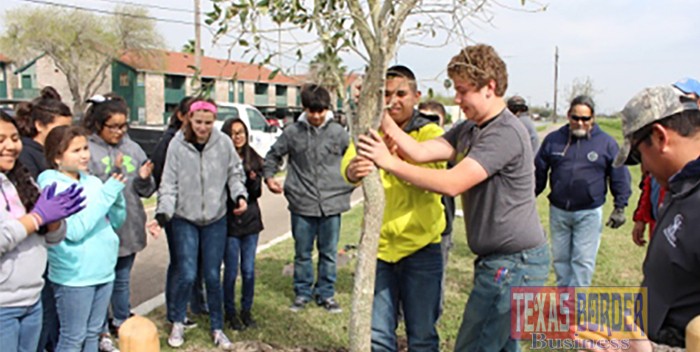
{"left": 129, "top": 186, "right": 364, "bottom": 308}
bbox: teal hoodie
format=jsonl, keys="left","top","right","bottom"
{"left": 37, "top": 170, "right": 126, "bottom": 287}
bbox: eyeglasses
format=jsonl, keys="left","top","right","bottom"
{"left": 628, "top": 129, "right": 653, "bottom": 164}
{"left": 104, "top": 123, "right": 128, "bottom": 132}
{"left": 570, "top": 115, "right": 593, "bottom": 122}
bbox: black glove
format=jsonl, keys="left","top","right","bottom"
{"left": 605, "top": 207, "right": 626, "bottom": 229}
{"left": 155, "top": 213, "right": 169, "bottom": 228}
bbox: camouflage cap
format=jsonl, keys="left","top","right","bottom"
{"left": 613, "top": 85, "right": 699, "bottom": 167}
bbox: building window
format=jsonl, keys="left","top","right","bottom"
{"left": 202, "top": 78, "right": 215, "bottom": 96}
{"left": 119, "top": 73, "right": 129, "bottom": 87}
{"left": 275, "top": 85, "right": 287, "bottom": 106}
{"left": 21, "top": 74, "right": 32, "bottom": 89}
{"left": 165, "top": 103, "right": 178, "bottom": 115}
{"left": 137, "top": 73, "right": 145, "bottom": 87}
{"left": 254, "top": 83, "right": 268, "bottom": 95}
{"left": 165, "top": 75, "right": 185, "bottom": 90}
{"left": 238, "top": 81, "right": 245, "bottom": 103}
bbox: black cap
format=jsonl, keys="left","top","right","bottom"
{"left": 507, "top": 96, "right": 527, "bottom": 110}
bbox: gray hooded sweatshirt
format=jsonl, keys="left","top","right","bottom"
{"left": 0, "top": 173, "right": 66, "bottom": 307}
{"left": 157, "top": 129, "right": 247, "bottom": 226}
{"left": 88, "top": 134, "right": 157, "bottom": 257}
{"left": 263, "top": 111, "right": 353, "bottom": 217}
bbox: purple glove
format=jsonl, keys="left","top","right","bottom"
{"left": 31, "top": 183, "right": 86, "bottom": 225}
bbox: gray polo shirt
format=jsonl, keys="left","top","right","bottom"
{"left": 443, "top": 110, "right": 546, "bottom": 256}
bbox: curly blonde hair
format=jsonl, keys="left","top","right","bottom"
{"left": 447, "top": 44, "right": 508, "bottom": 97}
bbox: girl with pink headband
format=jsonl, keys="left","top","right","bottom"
{"left": 149, "top": 98, "right": 247, "bottom": 350}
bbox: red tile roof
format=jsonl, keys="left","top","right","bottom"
{"left": 118, "top": 50, "right": 300, "bottom": 85}
{"left": 0, "top": 54, "right": 11, "bottom": 63}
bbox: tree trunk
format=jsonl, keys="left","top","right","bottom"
{"left": 348, "top": 54, "right": 387, "bottom": 352}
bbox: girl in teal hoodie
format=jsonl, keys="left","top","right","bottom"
{"left": 37, "top": 125, "right": 127, "bottom": 352}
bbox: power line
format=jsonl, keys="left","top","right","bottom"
{"left": 16, "top": 0, "right": 195, "bottom": 25}
{"left": 87, "top": 0, "right": 196, "bottom": 14}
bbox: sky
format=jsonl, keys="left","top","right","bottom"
{"left": 1, "top": 0, "right": 698, "bottom": 114}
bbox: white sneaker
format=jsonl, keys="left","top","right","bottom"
{"left": 212, "top": 329, "right": 233, "bottom": 350}
{"left": 168, "top": 322, "right": 185, "bottom": 348}
{"left": 99, "top": 335, "right": 120, "bottom": 352}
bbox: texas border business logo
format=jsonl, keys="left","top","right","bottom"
{"left": 511, "top": 286, "right": 648, "bottom": 350}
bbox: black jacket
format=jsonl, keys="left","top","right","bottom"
{"left": 642, "top": 157, "right": 700, "bottom": 346}
{"left": 227, "top": 148, "right": 264, "bottom": 237}
{"left": 18, "top": 137, "right": 47, "bottom": 179}
{"left": 151, "top": 126, "right": 178, "bottom": 188}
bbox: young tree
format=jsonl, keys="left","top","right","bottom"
{"left": 207, "top": 1, "right": 542, "bottom": 350}
{"left": 566, "top": 76, "right": 600, "bottom": 103}
{"left": 0, "top": 6, "right": 162, "bottom": 113}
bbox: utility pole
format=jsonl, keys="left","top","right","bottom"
{"left": 553, "top": 46, "right": 559, "bottom": 123}
{"left": 194, "top": 0, "right": 202, "bottom": 91}
{"left": 278, "top": 23, "right": 282, "bottom": 67}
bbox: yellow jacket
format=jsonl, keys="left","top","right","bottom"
{"left": 341, "top": 116, "right": 446, "bottom": 263}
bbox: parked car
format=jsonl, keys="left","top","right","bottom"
{"left": 0, "top": 99, "right": 27, "bottom": 118}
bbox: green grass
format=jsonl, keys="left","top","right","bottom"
{"left": 148, "top": 117, "right": 647, "bottom": 351}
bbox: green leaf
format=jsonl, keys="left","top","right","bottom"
{"left": 239, "top": 39, "right": 249, "bottom": 46}
{"left": 268, "top": 68, "right": 280, "bottom": 79}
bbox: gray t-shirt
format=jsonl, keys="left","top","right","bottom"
{"left": 443, "top": 110, "right": 546, "bottom": 256}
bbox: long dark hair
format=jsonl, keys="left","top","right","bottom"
{"left": 0, "top": 111, "right": 39, "bottom": 211}
{"left": 81, "top": 93, "right": 129, "bottom": 133}
{"left": 221, "top": 118, "right": 263, "bottom": 174}
{"left": 568, "top": 95, "right": 596, "bottom": 116}
{"left": 168, "top": 96, "right": 195, "bottom": 129}
{"left": 44, "top": 125, "right": 89, "bottom": 170}
{"left": 15, "top": 86, "right": 72, "bottom": 139}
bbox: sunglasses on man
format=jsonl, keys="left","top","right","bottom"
{"left": 570, "top": 115, "right": 593, "bottom": 122}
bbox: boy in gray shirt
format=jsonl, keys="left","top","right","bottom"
{"left": 357, "top": 44, "right": 549, "bottom": 352}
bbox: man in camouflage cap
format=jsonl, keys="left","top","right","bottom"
{"left": 615, "top": 85, "right": 700, "bottom": 348}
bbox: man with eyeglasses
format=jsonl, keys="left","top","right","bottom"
{"left": 631, "top": 78, "right": 700, "bottom": 248}
{"left": 608, "top": 85, "right": 700, "bottom": 350}
{"left": 535, "top": 95, "right": 631, "bottom": 287}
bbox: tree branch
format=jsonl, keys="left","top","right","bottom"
{"left": 346, "top": 0, "right": 377, "bottom": 51}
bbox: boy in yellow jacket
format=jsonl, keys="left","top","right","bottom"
{"left": 342, "top": 65, "right": 445, "bottom": 351}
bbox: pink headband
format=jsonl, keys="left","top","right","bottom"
{"left": 189, "top": 101, "right": 218, "bottom": 114}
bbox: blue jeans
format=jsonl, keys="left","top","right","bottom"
{"left": 37, "top": 274, "right": 58, "bottom": 352}
{"left": 454, "top": 243, "right": 550, "bottom": 352}
{"left": 371, "top": 243, "right": 443, "bottom": 352}
{"left": 290, "top": 213, "right": 340, "bottom": 301}
{"left": 169, "top": 217, "right": 227, "bottom": 330}
{"left": 549, "top": 205, "right": 603, "bottom": 287}
{"left": 223, "top": 234, "right": 259, "bottom": 315}
{"left": 0, "top": 300, "right": 43, "bottom": 352}
{"left": 106, "top": 254, "right": 135, "bottom": 329}
{"left": 54, "top": 282, "right": 114, "bottom": 352}
{"left": 164, "top": 221, "right": 208, "bottom": 322}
